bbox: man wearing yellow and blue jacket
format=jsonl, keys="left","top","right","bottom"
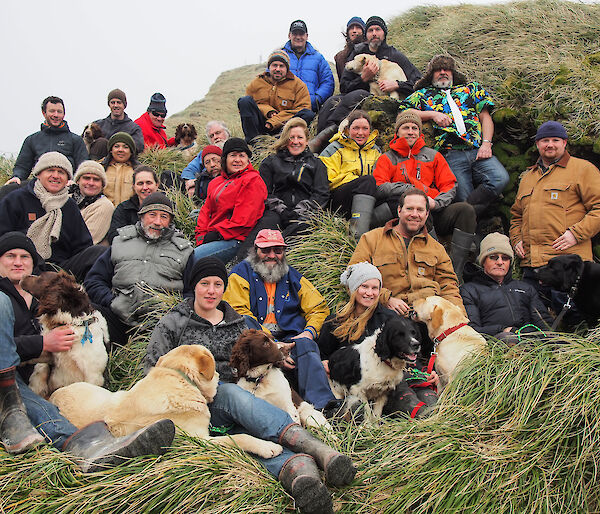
{"left": 224, "top": 229, "right": 337, "bottom": 410}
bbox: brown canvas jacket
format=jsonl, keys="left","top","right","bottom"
{"left": 349, "top": 219, "right": 465, "bottom": 314}
{"left": 510, "top": 152, "right": 600, "bottom": 267}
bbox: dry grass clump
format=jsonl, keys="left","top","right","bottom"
{"left": 0, "top": 155, "right": 15, "bottom": 186}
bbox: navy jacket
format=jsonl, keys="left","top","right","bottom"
{"left": 460, "top": 262, "right": 553, "bottom": 335}
{"left": 13, "top": 122, "right": 88, "bottom": 180}
{"left": 93, "top": 114, "right": 144, "bottom": 154}
{"left": 0, "top": 180, "right": 92, "bottom": 266}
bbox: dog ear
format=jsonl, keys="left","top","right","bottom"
{"left": 431, "top": 305, "right": 444, "bottom": 332}
{"left": 196, "top": 352, "right": 215, "bottom": 380}
{"left": 230, "top": 333, "right": 251, "bottom": 378}
{"left": 562, "top": 255, "right": 582, "bottom": 290}
{"left": 374, "top": 324, "right": 393, "bottom": 361}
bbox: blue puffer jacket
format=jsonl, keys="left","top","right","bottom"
{"left": 283, "top": 41, "right": 334, "bottom": 111}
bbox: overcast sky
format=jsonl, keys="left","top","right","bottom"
{"left": 1, "top": 0, "right": 518, "bottom": 156}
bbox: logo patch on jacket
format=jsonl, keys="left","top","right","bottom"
{"left": 418, "top": 267, "right": 425, "bottom": 276}
{"left": 550, "top": 192, "right": 558, "bottom": 200}
{"left": 28, "top": 212, "right": 37, "bottom": 221}
{"left": 281, "top": 100, "right": 288, "bottom": 106}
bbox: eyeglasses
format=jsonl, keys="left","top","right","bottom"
{"left": 488, "top": 254, "right": 511, "bottom": 262}
{"left": 257, "top": 246, "right": 285, "bottom": 255}
{"left": 151, "top": 111, "right": 167, "bottom": 118}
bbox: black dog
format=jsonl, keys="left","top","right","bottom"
{"left": 536, "top": 254, "right": 600, "bottom": 327}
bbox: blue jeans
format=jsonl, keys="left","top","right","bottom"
{"left": 443, "top": 149, "right": 509, "bottom": 202}
{"left": 291, "top": 337, "right": 336, "bottom": 409}
{"left": 209, "top": 382, "right": 295, "bottom": 477}
{"left": 193, "top": 240, "right": 241, "bottom": 265}
{"left": 0, "top": 292, "right": 76, "bottom": 449}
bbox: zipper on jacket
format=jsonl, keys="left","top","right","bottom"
{"left": 499, "top": 285, "right": 517, "bottom": 326}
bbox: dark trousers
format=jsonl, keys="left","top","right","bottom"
{"left": 331, "top": 175, "right": 377, "bottom": 219}
{"left": 317, "top": 90, "right": 371, "bottom": 132}
{"left": 59, "top": 245, "right": 108, "bottom": 283}
{"left": 431, "top": 202, "right": 477, "bottom": 236}
{"left": 238, "top": 96, "right": 315, "bottom": 142}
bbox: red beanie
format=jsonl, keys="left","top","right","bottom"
{"left": 202, "top": 145, "right": 223, "bottom": 162}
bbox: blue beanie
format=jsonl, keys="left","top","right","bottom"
{"left": 535, "top": 121, "right": 568, "bottom": 141}
{"left": 347, "top": 17, "right": 366, "bottom": 31}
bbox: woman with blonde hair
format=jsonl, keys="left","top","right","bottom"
{"left": 317, "top": 262, "right": 438, "bottom": 418}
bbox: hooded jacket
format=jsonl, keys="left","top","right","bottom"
{"left": 12, "top": 122, "right": 88, "bottom": 180}
{"left": 144, "top": 299, "right": 246, "bottom": 382}
{"left": 195, "top": 164, "right": 267, "bottom": 244}
{"left": 283, "top": 41, "right": 334, "bottom": 110}
{"left": 340, "top": 41, "right": 421, "bottom": 96}
{"left": 374, "top": 135, "right": 457, "bottom": 210}
{"left": 134, "top": 112, "right": 176, "bottom": 149}
{"left": 319, "top": 130, "right": 381, "bottom": 190}
{"left": 93, "top": 114, "right": 144, "bottom": 154}
{"left": 259, "top": 148, "right": 329, "bottom": 211}
{"left": 460, "top": 261, "right": 553, "bottom": 335}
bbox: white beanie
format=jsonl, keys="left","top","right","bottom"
{"left": 340, "top": 262, "right": 382, "bottom": 292}
{"left": 478, "top": 232, "right": 514, "bottom": 265}
{"left": 31, "top": 151, "right": 73, "bottom": 179}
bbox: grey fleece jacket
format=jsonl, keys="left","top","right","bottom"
{"left": 144, "top": 299, "right": 246, "bottom": 382}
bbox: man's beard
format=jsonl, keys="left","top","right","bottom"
{"left": 368, "top": 38, "right": 382, "bottom": 52}
{"left": 141, "top": 221, "right": 164, "bottom": 240}
{"left": 432, "top": 77, "right": 453, "bottom": 89}
{"left": 248, "top": 249, "right": 289, "bottom": 283}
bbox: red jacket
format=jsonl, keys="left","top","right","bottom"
{"left": 134, "top": 112, "right": 176, "bottom": 149}
{"left": 374, "top": 135, "right": 457, "bottom": 209}
{"left": 195, "top": 164, "right": 267, "bottom": 244}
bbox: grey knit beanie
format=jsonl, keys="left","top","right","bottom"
{"left": 32, "top": 151, "right": 73, "bottom": 179}
{"left": 478, "top": 232, "right": 514, "bottom": 265}
{"left": 340, "top": 262, "right": 382, "bottom": 292}
{"left": 74, "top": 160, "right": 107, "bottom": 187}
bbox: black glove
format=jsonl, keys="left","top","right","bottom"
{"left": 203, "top": 231, "right": 223, "bottom": 244}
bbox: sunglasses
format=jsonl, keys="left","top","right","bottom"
{"left": 488, "top": 254, "right": 511, "bottom": 262}
{"left": 151, "top": 111, "right": 167, "bottom": 118}
{"left": 257, "top": 246, "right": 285, "bottom": 255}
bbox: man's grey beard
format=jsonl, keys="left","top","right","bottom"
{"left": 432, "top": 78, "right": 453, "bottom": 89}
{"left": 368, "top": 38, "right": 382, "bottom": 52}
{"left": 247, "top": 249, "right": 289, "bottom": 283}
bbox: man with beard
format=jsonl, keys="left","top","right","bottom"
{"left": 400, "top": 54, "right": 509, "bottom": 216}
{"left": 334, "top": 17, "right": 366, "bottom": 81}
{"left": 85, "top": 192, "right": 194, "bottom": 346}
{"left": 311, "top": 16, "right": 422, "bottom": 152}
{"left": 224, "top": 229, "right": 340, "bottom": 411}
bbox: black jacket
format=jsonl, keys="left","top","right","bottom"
{"left": 340, "top": 41, "right": 422, "bottom": 97}
{"left": 0, "top": 277, "right": 42, "bottom": 381}
{"left": 12, "top": 122, "right": 88, "bottom": 180}
{"left": 317, "top": 304, "right": 397, "bottom": 360}
{"left": 460, "top": 262, "right": 553, "bottom": 335}
{"left": 107, "top": 196, "right": 140, "bottom": 244}
{"left": 93, "top": 114, "right": 144, "bottom": 154}
{"left": 0, "top": 180, "right": 93, "bottom": 266}
{"left": 259, "top": 148, "right": 329, "bottom": 211}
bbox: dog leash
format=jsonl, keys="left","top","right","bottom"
{"left": 551, "top": 260, "right": 584, "bottom": 331}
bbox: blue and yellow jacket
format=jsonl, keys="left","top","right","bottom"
{"left": 223, "top": 260, "right": 329, "bottom": 339}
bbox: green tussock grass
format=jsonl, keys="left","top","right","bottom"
{"left": 138, "top": 147, "right": 190, "bottom": 177}
{"left": 0, "top": 155, "right": 15, "bottom": 186}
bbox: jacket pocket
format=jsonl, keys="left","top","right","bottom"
{"left": 516, "top": 185, "right": 533, "bottom": 202}
{"left": 412, "top": 251, "right": 437, "bottom": 279}
{"left": 543, "top": 183, "right": 570, "bottom": 207}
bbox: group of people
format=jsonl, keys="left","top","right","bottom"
{"left": 1, "top": 13, "right": 600, "bottom": 514}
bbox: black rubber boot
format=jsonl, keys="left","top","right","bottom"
{"left": 280, "top": 423, "right": 356, "bottom": 487}
{"left": 450, "top": 228, "right": 476, "bottom": 284}
{"left": 349, "top": 194, "right": 375, "bottom": 240}
{"left": 63, "top": 419, "right": 175, "bottom": 472}
{"left": 322, "top": 396, "right": 365, "bottom": 424}
{"left": 308, "top": 125, "right": 337, "bottom": 154}
{"left": 371, "top": 202, "right": 394, "bottom": 228}
{"left": 0, "top": 366, "right": 45, "bottom": 454}
{"left": 466, "top": 185, "right": 499, "bottom": 218}
{"left": 279, "top": 453, "right": 333, "bottom": 514}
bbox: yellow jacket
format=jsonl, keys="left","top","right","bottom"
{"left": 245, "top": 72, "right": 311, "bottom": 131}
{"left": 510, "top": 153, "right": 600, "bottom": 267}
{"left": 319, "top": 130, "right": 381, "bottom": 190}
{"left": 349, "top": 220, "right": 466, "bottom": 315}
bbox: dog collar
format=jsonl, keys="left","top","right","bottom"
{"left": 171, "top": 369, "right": 201, "bottom": 390}
{"left": 434, "top": 322, "right": 468, "bottom": 343}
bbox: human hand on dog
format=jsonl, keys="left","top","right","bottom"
{"left": 387, "top": 296, "right": 410, "bottom": 316}
{"left": 378, "top": 79, "right": 398, "bottom": 93}
{"left": 277, "top": 342, "right": 296, "bottom": 369}
{"left": 427, "top": 371, "right": 440, "bottom": 387}
{"left": 552, "top": 230, "right": 577, "bottom": 251}
{"left": 361, "top": 60, "right": 379, "bottom": 81}
{"left": 43, "top": 325, "right": 76, "bottom": 352}
{"left": 514, "top": 240, "right": 525, "bottom": 258}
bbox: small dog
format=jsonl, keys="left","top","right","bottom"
{"left": 412, "top": 296, "right": 486, "bottom": 389}
{"left": 536, "top": 254, "right": 600, "bottom": 327}
{"left": 230, "top": 330, "right": 330, "bottom": 429}
{"left": 327, "top": 317, "right": 421, "bottom": 418}
{"left": 345, "top": 54, "right": 408, "bottom": 100}
{"left": 50, "top": 345, "right": 283, "bottom": 458}
{"left": 175, "top": 123, "right": 198, "bottom": 161}
{"left": 20, "top": 271, "right": 109, "bottom": 399}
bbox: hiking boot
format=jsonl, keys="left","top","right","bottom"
{"left": 322, "top": 396, "right": 364, "bottom": 424}
{"left": 63, "top": 419, "right": 175, "bottom": 473}
{"left": 308, "top": 125, "right": 337, "bottom": 154}
{"left": 279, "top": 454, "right": 333, "bottom": 514}
{"left": 450, "top": 228, "right": 476, "bottom": 284}
{"left": 349, "top": 194, "right": 375, "bottom": 240}
{"left": 0, "top": 366, "right": 45, "bottom": 454}
{"left": 280, "top": 423, "right": 356, "bottom": 487}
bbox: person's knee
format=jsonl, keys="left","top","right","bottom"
{"left": 238, "top": 95, "right": 255, "bottom": 112}
{"left": 216, "top": 382, "right": 254, "bottom": 411}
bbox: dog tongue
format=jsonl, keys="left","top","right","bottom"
{"left": 406, "top": 353, "right": 417, "bottom": 361}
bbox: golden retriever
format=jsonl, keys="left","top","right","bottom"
{"left": 412, "top": 296, "right": 486, "bottom": 389}
{"left": 50, "top": 345, "right": 283, "bottom": 458}
{"left": 345, "top": 54, "right": 408, "bottom": 100}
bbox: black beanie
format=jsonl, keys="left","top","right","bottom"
{"left": 222, "top": 137, "right": 252, "bottom": 159}
{"left": 0, "top": 232, "right": 40, "bottom": 268}
{"left": 147, "top": 92, "right": 167, "bottom": 113}
{"left": 189, "top": 257, "right": 228, "bottom": 290}
{"left": 365, "top": 16, "right": 387, "bottom": 36}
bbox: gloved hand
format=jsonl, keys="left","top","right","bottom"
{"left": 203, "top": 231, "right": 223, "bottom": 244}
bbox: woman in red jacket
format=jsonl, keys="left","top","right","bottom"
{"left": 373, "top": 110, "right": 476, "bottom": 282}
{"left": 194, "top": 138, "right": 267, "bottom": 264}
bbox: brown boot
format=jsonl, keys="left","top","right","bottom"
{"left": 0, "top": 366, "right": 45, "bottom": 454}
{"left": 280, "top": 423, "right": 356, "bottom": 487}
{"left": 279, "top": 453, "right": 333, "bottom": 514}
{"left": 308, "top": 125, "right": 337, "bottom": 154}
